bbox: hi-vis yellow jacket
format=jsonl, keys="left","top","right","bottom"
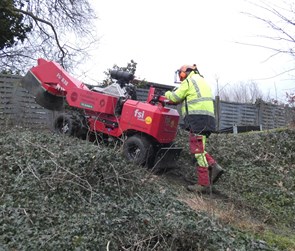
{"left": 164, "top": 72, "right": 215, "bottom": 118}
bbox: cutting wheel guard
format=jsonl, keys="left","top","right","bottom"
{"left": 21, "top": 70, "right": 65, "bottom": 111}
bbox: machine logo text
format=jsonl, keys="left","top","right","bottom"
{"left": 134, "top": 109, "right": 145, "bottom": 121}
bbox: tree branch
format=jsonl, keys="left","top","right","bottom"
{"left": 12, "top": 7, "right": 66, "bottom": 66}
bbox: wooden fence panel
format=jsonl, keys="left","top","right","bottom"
{"left": 136, "top": 88, "right": 149, "bottom": 101}
{"left": 218, "top": 101, "right": 258, "bottom": 130}
{"left": 256, "top": 100, "right": 291, "bottom": 129}
{"left": 0, "top": 74, "right": 55, "bottom": 129}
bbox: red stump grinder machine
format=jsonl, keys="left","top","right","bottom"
{"left": 21, "top": 58, "right": 182, "bottom": 170}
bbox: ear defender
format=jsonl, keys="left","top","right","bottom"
{"left": 179, "top": 71, "right": 187, "bottom": 80}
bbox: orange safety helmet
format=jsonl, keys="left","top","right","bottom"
{"left": 178, "top": 64, "right": 197, "bottom": 81}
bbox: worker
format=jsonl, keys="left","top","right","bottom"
{"left": 164, "top": 64, "right": 224, "bottom": 192}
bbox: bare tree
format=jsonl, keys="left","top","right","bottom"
{"left": 218, "top": 81, "right": 264, "bottom": 103}
{"left": 0, "top": 0, "right": 98, "bottom": 73}
{"left": 240, "top": 0, "right": 295, "bottom": 84}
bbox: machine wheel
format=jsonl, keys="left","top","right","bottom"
{"left": 54, "top": 113, "right": 88, "bottom": 138}
{"left": 54, "top": 114, "right": 75, "bottom": 136}
{"left": 123, "top": 135, "right": 154, "bottom": 166}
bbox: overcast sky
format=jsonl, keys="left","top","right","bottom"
{"left": 81, "top": 0, "right": 294, "bottom": 100}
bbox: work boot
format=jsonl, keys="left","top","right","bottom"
{"left": 210, "top": 163, "right": 224, "bottom": 184}
{"left": 187, "top": 184, "right": 209, "bottom": 193}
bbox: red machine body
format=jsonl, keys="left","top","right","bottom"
{"left": 29, "top": 58, "right": 119, "bottom": 115}
{"left": 89, "top": 99, "right": 179, "bottom": 143}
{"left": 22, "top": 58, "right": 180, "bottom": 145}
